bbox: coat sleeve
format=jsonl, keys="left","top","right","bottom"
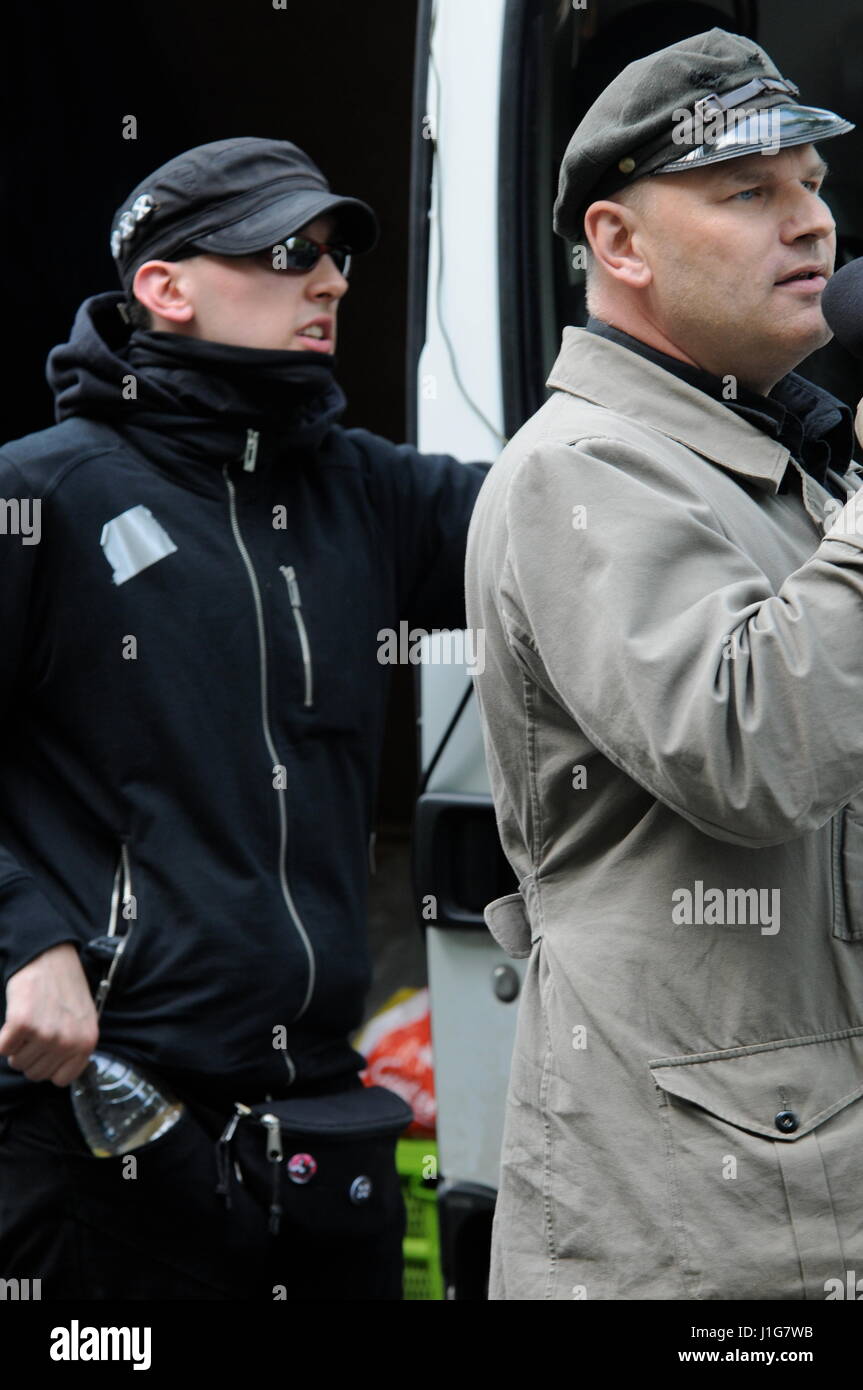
{"left": 503, "top": 434, "right": 863, "bottom": 849}
{"left": 0, "top": 453, "right": 85, "bottom": 988}
{"left": 349, "top": 428, "right": 490, "bottom": 628}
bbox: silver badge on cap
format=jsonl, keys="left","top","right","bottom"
{"left": 110, "top": 192, "right": 157, "bottom": 259}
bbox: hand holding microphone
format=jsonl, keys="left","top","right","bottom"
{"left": 821, "top": 258, "right": 863, "bottom": 449}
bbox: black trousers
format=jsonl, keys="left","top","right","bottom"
{"left": 0, "top": 1086, "right": 405, "bottom": 1300}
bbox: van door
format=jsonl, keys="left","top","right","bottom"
{"left": 409, "top": 0, "right": 863, "bottom": 1299}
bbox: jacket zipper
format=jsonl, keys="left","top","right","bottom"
{"left": 279, "top": 565, "right": 314, "bottom": 708}
{"left": 223, "top": 453, "right": 315, "bottom": 1073}
{"left": 94, "top": 842, "right": 133, "bottom": 1019}
{"left": 243, "top": 429, "right": 260, "bottom": 472}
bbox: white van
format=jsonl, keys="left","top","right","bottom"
{"left": 408, "top": 0, "right": 863, "bottom": 1298}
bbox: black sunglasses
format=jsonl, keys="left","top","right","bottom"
{"left": 260, "top": 235, "right": 352, "bottom": 278}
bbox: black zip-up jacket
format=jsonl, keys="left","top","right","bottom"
{"left": 0, "top": 292, "right": 488, "bottom": 1114}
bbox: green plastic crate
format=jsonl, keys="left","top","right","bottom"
{"left": 397, "top": 1137, "right": 444, "bottom": 1300}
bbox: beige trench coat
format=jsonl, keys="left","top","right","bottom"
{"left": 465, "top": 327, "right": 863, "bottom": 1300}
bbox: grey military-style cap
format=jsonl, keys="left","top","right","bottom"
{"left": 554, "top": 27, "right": 854, "bottom": 240}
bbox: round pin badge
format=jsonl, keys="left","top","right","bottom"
{"left": 287, "top": 1152, "right": 317, "bottom": 1184}
{"left": 349, "top": 1175, "right": 373, "bottom": 1204}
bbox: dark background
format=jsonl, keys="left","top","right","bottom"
{"left": 2, "top": 0, "right": 418, "bottom": 448}
{"left": 1, "top": 0, "right": 427, "bottom": 1011}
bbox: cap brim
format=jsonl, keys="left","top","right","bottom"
{"left": 652, "top": 103, "right": 855, "bottom": 173}
{"left": 186, "top": 189, "right": 379, "bottom": 256}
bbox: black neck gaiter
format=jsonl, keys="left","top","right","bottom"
{"left": 47, "top": 291, "right": 348, "bottom": 470}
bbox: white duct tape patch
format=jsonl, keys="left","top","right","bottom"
{"left": 100, "top": 505, "right": 178, "bottom": 586}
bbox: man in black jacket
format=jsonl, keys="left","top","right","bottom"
{"left": 0, "top": 137, "right": 487, "bottom": 1299}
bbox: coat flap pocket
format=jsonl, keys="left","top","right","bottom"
{"left": 484, "top": 891, "right": 534, "bottom": 958}
{"left": 649, "top": 1028, "right": 863, "bottom": 1140}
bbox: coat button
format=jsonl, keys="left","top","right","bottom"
{"left": 492, "top": 964, "right": 520, "bottom": 1002}
{"left": 774, "top": 1109, "right": 800, "bottom": 1133}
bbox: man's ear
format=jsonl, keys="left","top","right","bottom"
{"left": 583, "top": 200, "right": 652, "bottom": 291}
{"left": 132, "top": 261, "right": 196, "bottom": 326}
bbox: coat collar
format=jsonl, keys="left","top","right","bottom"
{"left": 546, "top": 326, "right": 797, "bottom": 495}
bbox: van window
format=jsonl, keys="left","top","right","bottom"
{"left": 499, "top": 0, "right": 863, "bottom": 434}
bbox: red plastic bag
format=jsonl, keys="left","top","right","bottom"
{"left": 356, "top": 988, "right": 436, "bottom": 1137}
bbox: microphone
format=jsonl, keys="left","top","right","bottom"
{"left": 821, "top": 258, "right": 863, "bottom": 358}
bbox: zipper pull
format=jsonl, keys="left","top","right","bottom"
{"left": 279, "top": 566, "right": 314, "bottom": 708}
{"left": 216, "top": 1103, "right": 251, "bottom": 1203}
{"left": 243, "top": 428, "right": 260, "bottom": 472}
{"left": 94, "top": 974, "right": 112, "bottom": 1014}
{"left": 261, "top": 1112, "right": 284, "bottom": 1235}
{"left": 225, "top": 1101, "right": 252, "bottom": 1137}
{"left": 281, "top": 564, "right": 300, "bottom": 607}
{"left": 261, "top": 1112, "right": 283, "bottom": 1163}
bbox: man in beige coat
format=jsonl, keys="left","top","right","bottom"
{"left": 466, "top": 28, "right": 863, "bottom": 1300}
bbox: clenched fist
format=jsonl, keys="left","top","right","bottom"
{"left": 0, "top": 943, "right": 98, "bottom": 1086}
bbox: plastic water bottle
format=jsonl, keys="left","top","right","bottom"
{"left": 71, "top": 1052, "right": 185, "bottom": 1158}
